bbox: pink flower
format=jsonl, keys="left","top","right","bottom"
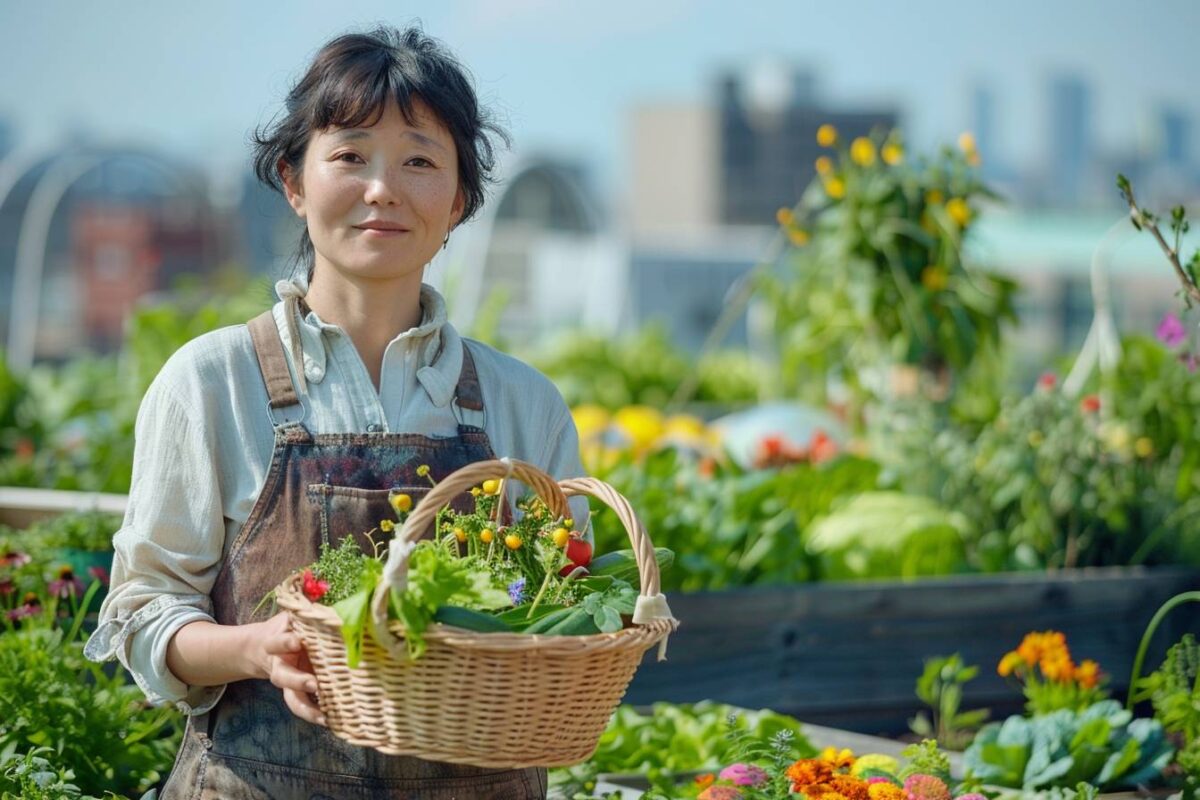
{"left": 0, "top": 577, "right": 13, "bottom": 596}
{"left": 302, "top": 569, "right": 330, "bottom": 602}
{"left": 6, "top": 592, "right": 39, "bottom": 621}
{"left": 867, "top": 776, "right": 892, "bottom": 784}
{"left": 903, "top": 774, "right": 951, "bottom": 800}
{"left": 0, "top": 551, "right": 31, "bottom": 569}
{"left": 1181, "top": 352, "right": 1199, "bottom": 373}
{"left": 87, "top": 566, "right": 110, "bottom": 586}
{"left": 1157, "top": 312, "right": 1188, "bottom": 348}
{"left": 1037, "top": 372, "right": 1057, "bottom": 391}
{"left": 48, "top": 566, "right": 83, "bottom": 598}
{"left": 718, "top": 763, "right": 768, "bottom": 787}
{"left": 954, "top": 794, "right": 988, "bottom": 800}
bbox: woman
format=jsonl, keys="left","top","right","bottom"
{"left": 85, "top": 25, "right": 585, "bottom": 799}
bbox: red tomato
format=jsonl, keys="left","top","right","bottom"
{"left": 559, "top": 537, "right": 593, "bottom": 576}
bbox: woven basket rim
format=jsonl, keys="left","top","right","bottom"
{"left": 275, "top": 572, "right": 676, "bottom": 651}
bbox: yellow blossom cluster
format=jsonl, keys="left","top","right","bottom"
{"left": 572, "top": 404, "right": 719, "bottom": 470}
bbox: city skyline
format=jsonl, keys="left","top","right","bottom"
{"left": 1, "top": 0, "right": 1198, "bottom": 203}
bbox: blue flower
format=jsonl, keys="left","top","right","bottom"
{"left": 507, "top": 577, "right": 526, "bottom": 606}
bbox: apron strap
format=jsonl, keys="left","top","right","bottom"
{"left": 455, "top": 341, "right": 485, "bottom": 412}
{"left": 247, "top": 309, "right": 301, "bottom": 411}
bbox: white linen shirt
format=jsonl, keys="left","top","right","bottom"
{"left": 84, "top": 278, "right": 588, "bottom": 715}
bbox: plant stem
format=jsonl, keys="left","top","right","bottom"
{"left": 1126, "top": 591, "right": 1200, "bottom": 710}
{"left": 1121, "top": 181, "right": 1200, "bottom": 305}
{"left": 526, "top": 570, "right": 555, "bottom": 619}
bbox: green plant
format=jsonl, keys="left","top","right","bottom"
{"left": 909, "top": 654, "right": 990, "bottom": 751}
{"left": 761, "top": 129, "right": 1018, "bottom": 414}
{"left": 0, "top": 584, "right": 180, "bottom": 796}
{"left": 14, "top": 512, "right": 121, "bottom": 552}
{"left": 963, "top": 700, "right": 1173, "bottom": 791}
{"left": 548, "top": 701, "right": 815, "bottom": 798}
{"left": 0, "top": 746, "right": 104, "bottom": 800}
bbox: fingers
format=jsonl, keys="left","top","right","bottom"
{"left": 282, "top": 686, "right": 326, "bottom": 727}
{"left": 262, "top": 632, "right": 303, "bottom": 657}
{"left": 270, "top": 657, "right": 317, "bottom": 695}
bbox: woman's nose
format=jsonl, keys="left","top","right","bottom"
{"left": 362, "top": 166, "right": 403, "bottom": 206}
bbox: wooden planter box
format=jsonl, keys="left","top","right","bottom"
{"left": 626, "top": 566, "right": 1200, "bottom": 736}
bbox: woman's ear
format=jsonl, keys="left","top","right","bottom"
{"left": 449, "top": 187, "right": 466, "bottom": 230}
{"left": 280, "top": 159, "right": 306, "bottom": 219}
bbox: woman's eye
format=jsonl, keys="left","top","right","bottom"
{"left": 408, "top": 157, "right": 434, "bottom": 168}
{"left": 335, "top": 152, "right": 363, "bottom": 164}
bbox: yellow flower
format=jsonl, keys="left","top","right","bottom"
{"left": 564, "top": 518, "right": 573, "bottom": 527}
{"left": 571, "top": 404, "right": 611, "bottom": 442}
{"left": 815, "top": 155, "right": 834, "bottom": 175}
{"left": 390, "top": 493, "right": 413, "bottom": 514}
{"left": 817, "top": 123, "right": 838, "bottom": 147}
{"left": 787, "top": 227, "right": 810, "bottom": 247}
{"left": 415, "top": 464, "right": 430, "bottom": 477}
{"left": 925, "top": 189, "right": 944, "bottom": 206}
{"left": 452, "top": 527, "right": 467, "bottom": 543}
{"left": 824, "top": 177, "right": 846, "bottom": 199}
{"left": 504, "top": 534, "right": 522, "bottom": 550}
{"left": 998, "top": 650, "right": 1024, "bottom": 677}
{"left": 1135, "top": 437, "right": 1154, "bottom": 458}
{"left": 470, "top": 487, "right": 482, "bottom": 498}
{"left": 881, "top": 142, "right": 903, "bottom": 165}
{"left": 482, "top": 479, "right": 501, "bottom": 496}
{"left": 958, "top": 131, "right": 977, "bottom": 154}
{"left": 480, "top": 528, "right": 494, "bottom": 544}
{"left": 868, "top": 785, "right": 906, "bottom": 800}
{"left": 921, "top": 265, "right": 948, "bottom": 291}
{"left": 1027, "top": 430, "right": 1044, "bottom": 448}
{"left": 819, "top": 746, "right": 856, "bottom": 771}
{"left": 850, "top": 137, "right": 876, "bottom": 167}
{"left": 613, "top": 405, "right": 665, "bottom": 451}
{"left": 551, "top": 527, "right": 570, "bottom": 547}
{"left": 777, "top": 206, "right": 795, "bottom": 227}
{"left": 379, "top": 519, "right": 396, "bottom": 533}
{"left": 946, "top": 197, "right": 971, "bottom": 227}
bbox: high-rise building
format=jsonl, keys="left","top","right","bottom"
{"left": 1047, "top": 74, "right": 1091, "bottom": 207}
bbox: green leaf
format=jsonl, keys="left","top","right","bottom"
{"left": 332, "top": 587, "right": 372, "bottom": 669}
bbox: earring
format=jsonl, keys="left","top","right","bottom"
{"left": 442, "top": 231, "right": 450, "bottom": 250}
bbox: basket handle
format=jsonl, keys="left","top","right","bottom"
{"left": 369, "top": 458, "right": 570, "bottom": 655}
{"left": 557, "top": 476, "right": 662, "bottom": 598}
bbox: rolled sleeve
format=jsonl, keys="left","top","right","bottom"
{"left": 539, "top": 405, "right": 592, "bottom": 543}
{"left": 84, "top": 376, "right": 228, "bottom": 715}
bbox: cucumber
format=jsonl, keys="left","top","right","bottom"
{"left": 543, "top": 608, "right": 602, "bottom": 636}
{"left": 589, "top": 548, "right": 675, "bottom": 585}
{"left": 433, "top": 605, "right": 511, "bottom": 633}
{"left": 496, "top": 603, "right": 569, "bottom": 631}
{"left": 523, "top": 607, "right": 576, "bottom": 634}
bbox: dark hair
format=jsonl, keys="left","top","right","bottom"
{"left": 252, "top": 25, "right": 509, "bottom": 277}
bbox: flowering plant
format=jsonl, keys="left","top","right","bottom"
{"left": 996, "top": 631, "right": 1107, "bottom": 715}
{"left": 291, "top": 465, "right": 671, "bottom": 663}
{"left": 761, "top": 127, "right": 1018, "bottom": 413}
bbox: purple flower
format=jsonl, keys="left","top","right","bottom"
{"left": 507, "top": 577, "right": 526, "bottom": 606}
{"left": 48, "top": 566, "right": 84, "bottom": 599}
{"left": 0, "top": 551, "right": 31, "bottom": 569}
{"left": 718, "top": 763, "right": 768, "bottom": 787}
{"left": 1157, "top": 312, "right": 1187, "bottom": 347}
{"left": 1182, "top": 352, "right": 1199, "bottom": 373}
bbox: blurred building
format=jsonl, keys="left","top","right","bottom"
{"left": 0, "top": 147, "right": 224, "bottom": 364}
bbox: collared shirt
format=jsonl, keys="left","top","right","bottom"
{"left": 84, "top": 278, "right": 587, "bottom": 714}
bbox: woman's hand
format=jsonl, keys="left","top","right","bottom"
{"left": 252, "top": 611, "right": 327, "bottom": 727}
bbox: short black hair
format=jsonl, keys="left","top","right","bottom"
{"left": 251, "top": 24, "right": 509, "bottom": 276}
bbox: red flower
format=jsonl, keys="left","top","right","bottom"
{"left": 1080, "top": 395, "right": 1101, "bottom": 414}
{"left": 1037, "top": 373, "right": 1057, "bottom": 391}
{"left": 301, "top": 569, "right": 330, "bottom": 602}
{"left": 87, "top": 566, "right": 110, "bottom": 586}
{"left": 809, "top": 430, "right": 838, "bottom": 464}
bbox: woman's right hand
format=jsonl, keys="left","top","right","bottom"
{"left": 252, "top": 611, "right": 327, "bottom": 727}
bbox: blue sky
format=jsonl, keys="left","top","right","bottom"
{"left": 1, "top": 0, "right": 1197, "bottom": 198}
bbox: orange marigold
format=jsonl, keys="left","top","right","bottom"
{"left": 828, "top": 774, "right": 870, "bottom": 800}
{"left": 868, "top": 784, "right": 906, "bottom": 800}
{"left": 1040, "top": 652, "right": 1076, "bottom": 683}
{"left": 695, "top": 773, "right": 716, "bottom": 789}
{"left": 1076, "top": 659, "right": 1101, "bottom": 689}
{"left": 787, "top": 759, "right": 834, "bottom": 787}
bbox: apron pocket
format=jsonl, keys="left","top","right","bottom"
{"left": 305, "top": 485, "right": 432, "bottom": 553}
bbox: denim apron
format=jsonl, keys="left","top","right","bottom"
{"left": 160, "top": 309, "right": 547, "bottom": 799}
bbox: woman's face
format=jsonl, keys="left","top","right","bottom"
{"left": 283, "top": 97, "right": 464, "bottom": 285}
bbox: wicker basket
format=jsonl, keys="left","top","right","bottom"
{"left": 274, "top": 458, "right": 678, "bottom": 767}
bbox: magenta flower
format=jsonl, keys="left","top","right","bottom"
{"left": 1157, "top": 312, "right": 1188, "bottom": 347}
{"left": 0, "top": 551, "right": 31, "bottom": 569}
{"left": 718, "top": 763, "right": 768, "bottom": 787}
{"left": 0, "top": 577, "right": 13, "bottom": 596}
{"left": 6, "top": 592, "right": 40, "bottom": 621}
{"left": 867, "top": 776, "right": 892, "bottom": 784}
{"left": 954, "top": 794, "right": 988, "bottom": 800}
{"left": 1181, "top": 352, "right": 1199, "bottom": 373}
{"left": 87, "top": 566, "right": 110, "bottom": 586}
{"left": 903, "top": 774, "right": 952, "bottom": 800}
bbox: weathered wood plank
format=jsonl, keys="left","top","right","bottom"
{"left": 0, "top": 487, "right": 126, "bottom": 528}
